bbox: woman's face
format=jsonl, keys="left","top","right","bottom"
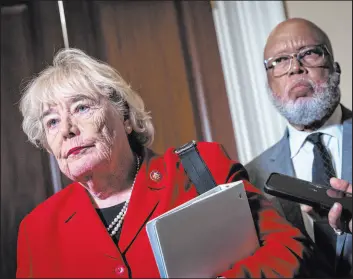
{"left": 41, "top": 94, "right": 132, "bottom": 181}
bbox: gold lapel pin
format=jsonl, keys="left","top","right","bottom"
{"left": 150, "top": 170, "right": 162, "bottom": 182}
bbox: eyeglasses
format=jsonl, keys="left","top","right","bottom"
{"left": 264, "top": 44, "right": 332, "bottom": 77}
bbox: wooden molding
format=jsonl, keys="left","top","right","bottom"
{"left": 176, "top": 1, "right": 239, "bottom": 160}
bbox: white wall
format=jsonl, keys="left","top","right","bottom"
{"left": 285, "top": 1, "right": 352, "bottom": 109}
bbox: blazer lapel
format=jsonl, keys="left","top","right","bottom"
{"left": 118, "top": 149, "right": 165, "bottom": 254}
{"left": 341, "top": 117, "right": 352, "bottom": 183}
{"left": 268, "top": 130, "right": 295, "bottom": 177}
{"left": 60, "top": 183, "right": 121, "bottom": 259}
{"left": 269, "top": 131, "right": 306, "bottom": 232}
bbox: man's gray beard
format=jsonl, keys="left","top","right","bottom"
{"left": 269, "top": 73, "right": 341, "bottom": 127}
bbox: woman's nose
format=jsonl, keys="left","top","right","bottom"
{"left": 60, "top": 117, "right": 80, "bottom": 139}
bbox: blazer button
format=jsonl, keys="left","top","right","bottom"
{"left": 115, "top": 265, "right": 125, "bottom": 276}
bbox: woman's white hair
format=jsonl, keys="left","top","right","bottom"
{"left": 19, "top": 48, "right": 154, "bottom": 148}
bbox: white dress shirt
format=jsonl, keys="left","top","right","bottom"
{"left": 287, "top": 104, "right": 343, "bottom": 242}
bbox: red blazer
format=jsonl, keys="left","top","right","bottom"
{"left": 17, "top": 142, "right": 309, "bottom": 278}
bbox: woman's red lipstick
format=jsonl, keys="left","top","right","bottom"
{"left": 67, "top": 146, "right": 93, "bottom": 157}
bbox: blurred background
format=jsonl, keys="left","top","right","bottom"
{"left": 1, "top": 1, "right": 351, "bottom": 278}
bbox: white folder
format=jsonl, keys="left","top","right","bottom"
{"left": 146, "top": 181, "right": 259, "bottom": 278}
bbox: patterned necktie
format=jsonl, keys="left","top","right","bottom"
{"left": 306, "top": 132, "right": 336, "bottom": 187}
{"left": 306, "top": 132, "right": 341, "bottom": 271}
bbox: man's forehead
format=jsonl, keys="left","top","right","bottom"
{"left": 265, "top": 35, "right": 322, "bottom": 57}
{"left": 264, "top": 25, "right": 323, "bottom": 58}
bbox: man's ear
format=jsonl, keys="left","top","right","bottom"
{"left": 334, "top": 62, "right": 341, "bottom": 74}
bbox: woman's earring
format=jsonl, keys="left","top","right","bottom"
{"left": 126, "top": 126, "right": 132, "bottom": 134}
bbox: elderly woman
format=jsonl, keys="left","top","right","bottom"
{"left": 17, "top": 48, "right": 312, "bottom": 278}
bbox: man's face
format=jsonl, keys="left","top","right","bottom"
{"left": 264, "top": 22, "right": 340, "bottom": 127}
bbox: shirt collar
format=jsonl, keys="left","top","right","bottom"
{"left": 288, "top": 104, "right": 343, "bottom": 158}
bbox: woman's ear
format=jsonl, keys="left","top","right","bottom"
{"left": 124, "top": 119, "right": 133, "bottom": 134}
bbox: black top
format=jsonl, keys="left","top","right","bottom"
{"left": 96, "top": 202, "right": 125, "bottom": 244}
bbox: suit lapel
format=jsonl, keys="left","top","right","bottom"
{"left": 338, "top": 109, "right": 352, "bottom": 272}
{"left": 341, "top": 117, "right": 352, "bottom": 183}
{"left": 58, "top": 149, "right": 168, "bottom": 266}
{"left": 269, "top": 130, "right": 295, "bottom": 177}
{"left": 60, "top": 183, "right": 120, "bottom": 259}
{"left": 118, "top": 149, "right": 165, "bottom": 254}
{"left": 269, "top": 131, "right": 306, "bottom": 232}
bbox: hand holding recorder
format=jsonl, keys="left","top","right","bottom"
{"left": 327, "top": 178, "right": 352, "bottom": 234}
{"left": 265, "top": 173, "right": 352, "bottom": 233}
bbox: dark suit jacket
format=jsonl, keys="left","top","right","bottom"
{"left": 246, "top": 105, "right": 352, "bottom": 277}
{"left": 17, "top": 142, "right": 314, "bottom": 278}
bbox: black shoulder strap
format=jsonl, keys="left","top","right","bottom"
{"left": 174, "top": 141, "right": 217, "bottom": 195}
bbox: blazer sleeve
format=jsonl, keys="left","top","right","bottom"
{"left": 222, "top": 179, "right": 314, "bottom": 278}
{"left": 16, "top": 219, "right": 32, "bottom": 278}
{"left": 198, "top": 143, "right": 314, "bottom": 278}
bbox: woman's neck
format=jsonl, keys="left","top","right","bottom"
{"left": 80, "top": 152, "right": 139, "bottom": 208}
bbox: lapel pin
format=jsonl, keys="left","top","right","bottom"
{"left": 150, "top": 170, "right": 162, "bottom": 182}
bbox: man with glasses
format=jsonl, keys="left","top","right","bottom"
{"left": 246, "top": 18, "right": 352, "bottom": 277}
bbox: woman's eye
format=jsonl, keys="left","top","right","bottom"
{"left": 47, "top": 119, "right": 59, "bottom": 129}
{"left": 75, "top": 104, "right": 90, "bottom": 113}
